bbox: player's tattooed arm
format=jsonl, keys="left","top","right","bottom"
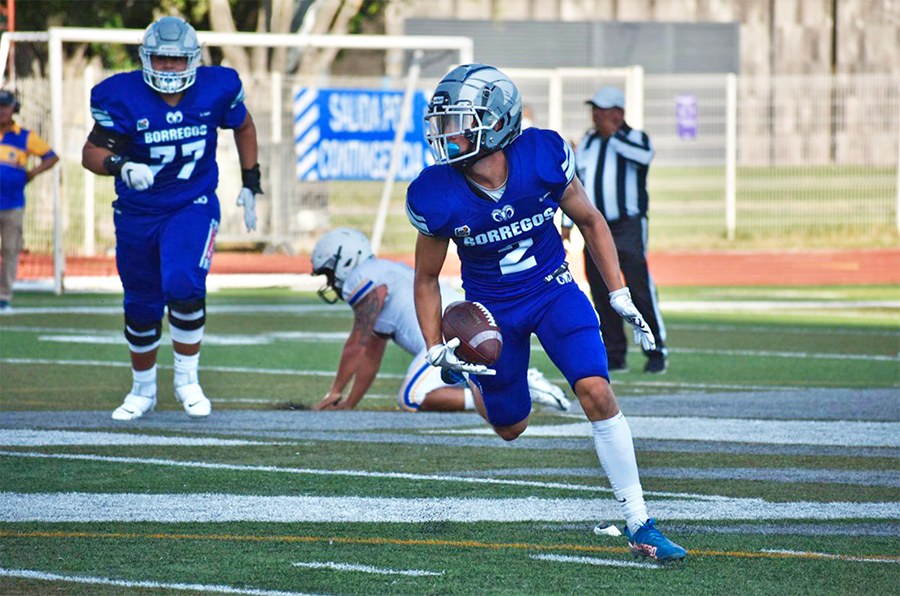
{"left": 559, "top": 176, "right": 624, "bottom": 292}
{"left": 315, "top": 287, "right": 388, "bottom": 411}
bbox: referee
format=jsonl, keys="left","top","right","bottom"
{"left": 561, "top": 86, "right": 667, "bottom": 374}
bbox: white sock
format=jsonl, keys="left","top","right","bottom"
{"left": 173, "top": 352, "right": 200, "bottom": 387}
{"left": 462, "top": 388, "right": 475, "bottom": 410}
{"left": 131, "top": 364, "right": 157, "bottom": 397}
{"left": 591, "top": 412, "right": 649, "bottom": 534}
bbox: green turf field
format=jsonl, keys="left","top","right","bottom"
{"left": 0, "top": 284, "right": 898, "bottom": 595}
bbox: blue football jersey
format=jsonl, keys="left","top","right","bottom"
{"left": 406, "top": 128, "right": 576, "bottom": 300}
{"left": 90, "top": 66, "right": 247, "bottom": 214}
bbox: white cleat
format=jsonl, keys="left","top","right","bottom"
{"left": 111, "top": 392, "right": 156, "bottom": 421}
{"left": 175, "top": 382, "right": 211, "bottom": 418}
{"left": 527, "top": 368, "right": 571, "bottom": 412}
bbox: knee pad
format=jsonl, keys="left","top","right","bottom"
{"left": 167, "top": 298, "right": 205, "bottom": 344}
{"left": 124, "top": 316, "right": 162, "bottom": 354}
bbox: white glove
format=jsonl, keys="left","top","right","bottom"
{"left": 120, "top": 162, "right": 155, "bottom": 191}
{"left": 426, "top": 338, "right": 496, "bottom": 376}
{"left": 609, "top": 287, "right": 657, "bottom": 351}
{"left": 236, "top": 187, "right": 257, "bottom": 232}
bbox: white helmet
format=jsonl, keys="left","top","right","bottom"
{"left": 311, "top": 228, "right": 373, "bottom": 303}
{"left": 139, "top": 17, "right": 202, "bottom": 94}
{"left": 424, "top": 64, "right": 522, "bottom": 169}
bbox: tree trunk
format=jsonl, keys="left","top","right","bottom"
{"left": 209, "top": 0, "right": 251, "bottom": 75}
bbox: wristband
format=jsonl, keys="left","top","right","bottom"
{"left": 103, "top": 154, "right": 129, "bottom": 177}
{"left": 241, "top": 164, "right": 264, "bottom": 194}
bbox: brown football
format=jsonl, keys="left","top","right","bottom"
{"left": 441, "top": 301, "right": 503, "bottom": 366}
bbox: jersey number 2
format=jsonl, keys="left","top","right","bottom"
{"left": 498, "top": 238, "right": 536, "bottom": 275}
{"left": 149, "top": 140, "right": 206, "bottom": 179}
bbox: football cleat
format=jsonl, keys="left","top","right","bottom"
{"left": 111, "top": 390, "right": 157, "bottom": 421}
{"left": 175, "top": 382, "right": 211, "bottom": 418}
{"left": 527, "top": 368, "right": 570, "bottom": 412}
{"left": 644, "top": 355, "right": 667, "bottom": 374}
{"left": 624, "top": 519, "right": 687, "bottom": 564}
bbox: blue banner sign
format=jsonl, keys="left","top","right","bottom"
{"left": 293, "top": 87, "right": 433, "bottom": 181}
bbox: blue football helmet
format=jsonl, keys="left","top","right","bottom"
{"left": 139, "top": 17, "right": 202, "bottom": 94}
{"left": 425, "top": 64, "right": 522, "bottom": 169}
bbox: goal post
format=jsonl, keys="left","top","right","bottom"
{"left": 25, "top": 27, "right": 475, "bottom": 294}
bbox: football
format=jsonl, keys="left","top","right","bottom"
{"left": 441, "top": 301, "right": 503, "bottom": 366}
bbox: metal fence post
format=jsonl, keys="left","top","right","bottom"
{"left": 49, "top": 28, "right": 64, "bottom": 294}
{"left": 726, "top": 73, "right": 737, "bottom": 241}
{"left": 270, "top": 70, "right": 283, "bottom": 245}
{"left": 83, "top": 65, "right": 95, "bottom": 256}
{"left": 371, "top": 49, "right": 423, "bottom": 256}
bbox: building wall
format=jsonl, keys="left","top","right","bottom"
{"left": 400, "top": 0, "right": 900, "bottom": 75}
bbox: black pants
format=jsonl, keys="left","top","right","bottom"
{"left": 583, "top": 216, "right": 666, "bottom": 364}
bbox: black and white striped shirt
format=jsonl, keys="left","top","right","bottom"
{"left": 562, "top": 124, "right": 654, "bottom": 226}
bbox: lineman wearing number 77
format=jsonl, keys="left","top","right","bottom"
{"left": 407, "top": 64, "right": 686, "bottom": 563}
{"left": 82, "top": 16, "right": 262, "bottom": 420}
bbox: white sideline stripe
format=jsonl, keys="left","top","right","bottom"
{"left": 0, "top": 430, "right": 288, "bottom": 447}
{"left": 0, "top": 568, "right": 326, "bottom": 596}
{"left": 292, "top": 561, "right": 443, "bottom": 576}
{"left": 760, "top": 549, "right": 900, "bottom": 564}
{"left": 528, "top": 554, "right": 659, "bottom": 570}
{"left": 2, "top": 492, "right": 898, "bottom": 522}
{"left": 0, "top": 451, "right": 723, "bottom": 502}
{"left": 428, "top": 417, "right": 900, "bottom": 448}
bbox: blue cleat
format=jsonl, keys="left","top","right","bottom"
{"left": 624, "top": 519, "right": 687, "bottom": 564}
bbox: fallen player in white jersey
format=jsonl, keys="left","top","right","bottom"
{"left": 309, "top": 228, "right": 570, "bottom": 412}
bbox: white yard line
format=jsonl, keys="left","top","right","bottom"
{"left": 0, "top": 304, "right": 345, "bottom": 315}
{"left": 760, "top": 549, "right": 900, "bottom": 564}
{"left": 0, "top": 430, "right": 289, "bottom": 447}
{"left": 0, "top": 358, "right": 404, "bottom": 379}
{"left": 5, "top": 323, "right": 895, "bottom": 361}
{"left": 667, "top": 323, "right": 899, "bottom": 337}
{"left": 0, "top": 568, "right": 327, "bottom": 596}
{"left": 292, "top": 561, "right": 443, "bottom": 576}
{"left": 657, "top": 300, "right": 900, "bottom": 312}
{"left": 428, "top": 417, "right": 900, "bottom": 448}
{"left": 2, "top": 491, "right": 898, "bottom": 523}
{"left": 0, "top": 450, "right": 721, "bottom": 501}
{"left": 528, "top": 554, "right": 659, "bottom": 570}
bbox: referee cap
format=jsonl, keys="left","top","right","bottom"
{"left": 587, "top": 86, "right": 625, "bottom": 109}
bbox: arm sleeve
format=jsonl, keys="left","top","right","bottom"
{"left": 220, "top": 68, "right": 248, "bottom": 129}
{"left": 609, "top": 130, "right": 654, "bottom": 165}
{"left": 26, "top": 132, "right": 55, "bottom": 158}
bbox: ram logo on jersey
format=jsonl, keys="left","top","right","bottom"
{"left": 143, "top": 124, "right": 208, "bottom": 145}
{"left": 166, "top": 111, "right": 184, "bottom": 124}
{"left": 491, "top": 205, "right": 515, "bottom": 222}
{"left": 462, "top": 206, "right": 556, "bottom": 247}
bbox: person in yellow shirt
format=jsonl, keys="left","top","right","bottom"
{"left": 0, "top": 90, "right": 59, "bottom": 311}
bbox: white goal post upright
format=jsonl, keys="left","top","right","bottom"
{"left": 25, "top": 27, "right": 474, "bottom": 294}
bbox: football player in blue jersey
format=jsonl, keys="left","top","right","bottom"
{"left": 81, "top": 17, "right": 262, "bottom": 421}
{"left": 406, "top": 64, "right": 687, "bottom": 564}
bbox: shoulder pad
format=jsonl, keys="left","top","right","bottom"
{"left": 406, "top": 165, "right": 456, "bottom": 237}
{"left": 529, "top": 128, "right": 575, "bottom": 187}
